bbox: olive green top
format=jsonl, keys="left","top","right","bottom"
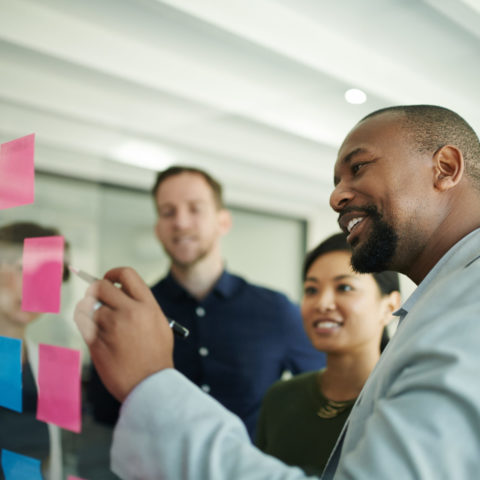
{"left": 256, "top": 370, "right": 355, "bottom": 477}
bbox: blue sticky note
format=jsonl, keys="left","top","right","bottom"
{"left": 1, "top": 450, "right": 43, "bottom": 480}
{"left": 0, "top": 336, "right": 22, "bottom": 412}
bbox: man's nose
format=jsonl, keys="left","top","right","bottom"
{"left": 173, "top": 209, "right": 192, "bottom": 228}
{"left": 330, "top": 182, "right": 354, "bottom": 213}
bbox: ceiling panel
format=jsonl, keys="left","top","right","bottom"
{"left": 0, "top": 0, "right": 479, "bottom": 222}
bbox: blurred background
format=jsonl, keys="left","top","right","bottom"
{"left": 2, "top": 0, "right": 479, "bottom": 354}
{"left": 1, "top": 0, "right": 479, "bottom": 476}
{"left": 2, "top": 0, "right": 479, "bottom": 393}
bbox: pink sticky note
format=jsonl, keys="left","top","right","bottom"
{"left": 36, "top": 344, "right": 82, "bottom": 432}
{"left": 22, "top": 236, "right": 64, "bottom": 313}
{"left": 0, "top": 133, "right": 35, "bottom": 210}
{"left": 67, "top": 476, "right": 88, "bottom": 480}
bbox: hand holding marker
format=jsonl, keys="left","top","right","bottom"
{"left": 69, "top": 265, "right": 189, "bottom": 339}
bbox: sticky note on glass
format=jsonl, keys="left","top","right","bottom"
{"left": 0, "top": 336, "right": 22, "bottom": 412}
{"left": 1, "top": 449, "right": 43, "bottom": 480}
{"left": 36, "top": 344, "right": 82, "bottom": 432}
{"left": 21, "top": 236, "right": 64, "bottom": 314}
{"left": 0, "top": 133, "right": 35, "bottom": 210}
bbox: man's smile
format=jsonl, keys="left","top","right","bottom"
{"left": 347, "top": 217, "right": 365, "bottom": 234}
{"left": 338, "top": 209, "right": 371, "bottom": 238}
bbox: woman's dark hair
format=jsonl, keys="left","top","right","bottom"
{"left": 303, "top": 232, "right": 400, "bottom": 351}
{"left": 0, "top": 221, "right": 70, "bottom": 281}
{"left": 303, "top": 232, "right": 400, "bottom": 294}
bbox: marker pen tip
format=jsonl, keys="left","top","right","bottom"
{"left": 68, "top": 264, "right": 79, "bottom": 275}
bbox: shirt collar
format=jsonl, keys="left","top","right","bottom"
{"left": 162, "top": 272, "right": 188, "bottom": 299}
{"left": 163, "top": 269, "right": 240, "bottom": 300}
{"left": 394, "top": 228, "right": 480, "bottom": 320}
{"left": 210, "top": 270, "right": 240, "bottom": 298}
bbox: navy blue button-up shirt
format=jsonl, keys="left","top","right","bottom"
{"left": 87, "top": 270, "right": 325, "bottom": 441}
{"left": 152, "top": 270, "right": 326, "bottom": 440}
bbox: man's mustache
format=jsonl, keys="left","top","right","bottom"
{"left": 338, "top": 205, "right": 381, "bottom": 223}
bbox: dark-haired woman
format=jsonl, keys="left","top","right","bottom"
{"left": 256, "top": 232, "right": 401, "bottom": 476}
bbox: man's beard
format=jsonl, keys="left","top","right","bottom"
{"left": 166, "top": 238, "right": 214, "bottom": 270}
{"left": 171, "top": 248, "right": 209, "bottom": 270}
{"left": 350, "top": 206, "right": 398, "bottom": 273}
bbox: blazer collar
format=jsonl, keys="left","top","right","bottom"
{"left": 395, "top": 227, "right": 480, "bottom": 320}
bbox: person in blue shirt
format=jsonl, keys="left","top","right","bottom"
{"left": 88, "top": 166, "right": 325, "bottom": 440}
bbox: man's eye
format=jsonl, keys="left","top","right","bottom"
{"left": 351, "top": 162, "right": 367, "bottom": 175}
{"left": 159, "top": 210, "right": 174, "bottom": 218}
{"left": 337, "top": 284, "right": 353, "bottom": 292}
{"left": 187, "top": 202, "right": 203, "bottom": 214}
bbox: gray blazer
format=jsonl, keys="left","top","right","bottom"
{"left": 111, "top": 230, "right": 480, "bottom": 480}
{"left": 323, "top": 229, "right": 480, "bottom": 479}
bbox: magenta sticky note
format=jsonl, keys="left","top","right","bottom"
{"left": 0, "top": 133, "right": 35, "bottom": 210}
{"left": 36, "top": 344, "right": 82, "bottom": 433}
{"left": 21, "top": 236, "right": 64, "bottom": 314}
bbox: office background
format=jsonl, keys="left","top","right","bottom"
{"left": 2, "top": 0, "right": 477, "bottom": 326}
{"left": 1, "top": 0, "right": 478, "bottom": 404}
{"left": 1, "top": 1, "right": 479, "bottom": 477}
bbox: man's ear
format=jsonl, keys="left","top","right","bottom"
{"left": 433, "top": 145, "right": 465, "bottom": 192}
{"left": 218, "top": 209, "right": 232, "bottom": 236}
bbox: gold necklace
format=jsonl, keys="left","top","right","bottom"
{"left": 317, "top": 398, "right": 354, "bottom": 419}
{"left": 316, "top": 370, "right": 356, "bottom": 419}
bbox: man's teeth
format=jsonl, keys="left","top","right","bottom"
{"left": 315, "top": 321, "right": 340, "bottom": 329}
{"left": 347, "top": 217, "right": 364, "bottom": 233}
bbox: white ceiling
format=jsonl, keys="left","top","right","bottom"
{"left": 1, "top": 0, "right": 479, "bottom": 221}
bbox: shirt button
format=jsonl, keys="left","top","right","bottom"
{"left": 196, "top": 306, "right": 206, "bottom": 317}
{"left": 199, "top": 347, "right": 209, "bottom": 357}
{"left": 201, "top": 384, "right": 211, "bottom": 393}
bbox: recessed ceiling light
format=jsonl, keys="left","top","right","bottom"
{"left": 112, "top": 141, "right": 175, "bottom": 170}
{"left": 345, "top": 88, "right": 367, "bottom": 105}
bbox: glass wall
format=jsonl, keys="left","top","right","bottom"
{"left": 0, "top": 170, "right": 306, "bottom": 478}
{"left": 1, "top": 172, "right": 306, "bottom": 348}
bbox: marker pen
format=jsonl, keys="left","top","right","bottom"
{"left": 68, "top": 265, "right": 189, "bottom": 339}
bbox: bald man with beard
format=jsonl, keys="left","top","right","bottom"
{"left": 76, "top": 105, "right": 480, "bottom": 480}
